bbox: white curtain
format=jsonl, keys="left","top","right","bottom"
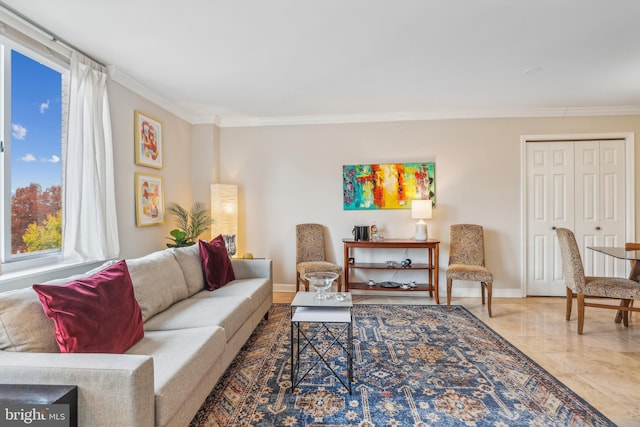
{"left": 62, "top": 52, "right": 119, "bottom": 261}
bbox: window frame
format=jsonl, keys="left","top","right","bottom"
{"left": 0, "top": 37, "right": 68, "bottom": 273}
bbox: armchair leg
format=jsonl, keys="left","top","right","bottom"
{"left": 577, "top": 294, "right": 585, "bottom": 335}
{"left": 614, "top": 299, "right": 633, "bottom": 325}
{"left": 484, "top": 282, "right": 492, "bottom": 317}
{"left": 622, "top": 299, "right": 631, "bottom": 327}
{"left": 565, "top": 287, "right": 573, "bottom": 321}
{"left": 446, "top": 278, "right": 453, "bottom": 311}
{"left": 296, "top": 272, "right": 310, "bottom": 292}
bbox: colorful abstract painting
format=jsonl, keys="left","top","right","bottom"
{"left": 343, "top": 162, "right": 435, "bottom": 210}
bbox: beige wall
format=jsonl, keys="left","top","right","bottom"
{"left": 219, "top": 116, "right": 640, "bottom": 295}
{"left": 7, "top": 80, "right": 636, "bottom": 295}
{"left": 108, "top": 81, "right": 194, "bottom": 259}
{"left": 100, "top": 80, "right": 640, "bottom": 295}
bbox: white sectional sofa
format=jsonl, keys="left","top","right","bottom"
{"left": 0, "top": 244, "right": 273, "bottom": 427}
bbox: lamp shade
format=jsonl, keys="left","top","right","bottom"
{"left": 210, "top": 184, "right": 238, "bottom": 238}
{"left": 411, "top": 199, "right": 432, "bottom": 219}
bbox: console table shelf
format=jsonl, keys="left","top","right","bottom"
{"left": 343, "top": 238, "right": 440, "bottom": 303}
{"left": 349, "top": 263, "right": 433, "bottom": 270}
{"left": 347, "top": 282, "right": 434, "bottom": 292}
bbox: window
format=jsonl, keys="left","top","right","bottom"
{"left": 1, "top": 42, "right": 67, "bottom": 270}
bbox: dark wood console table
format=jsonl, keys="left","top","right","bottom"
{"left": 342, "top": 239, "right": 440, "bottom": 303}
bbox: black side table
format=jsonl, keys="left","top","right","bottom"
{"left": 0, "top": 384, "right": 77, "bottom": 427}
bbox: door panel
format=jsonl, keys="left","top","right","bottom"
{"left": 574, "top": 141, "right": 626, "bottom": 276}
{"left": 598, "top": 140, "right": 626, "bottom": 277}
{"left": 526, "top": 142, "right": 573, "bottom": 295}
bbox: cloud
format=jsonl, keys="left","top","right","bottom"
{"left": 40, "top": 100, "right": 50, "bottom": 114}
{"left": 12, "top": 123, "right": 27, "bottom": 140}
{"left": 21, "top": 154, "right": 36, "bottom": 162}
{"left": 45, "top": 155, "right": 60, "bottom": 163}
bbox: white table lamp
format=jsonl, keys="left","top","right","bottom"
{"left": 411, "top": 199, "right": 432, "bottom": 241}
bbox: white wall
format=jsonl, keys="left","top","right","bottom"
{"left": 218, "top": 116, "right": 640, "bottom": 295}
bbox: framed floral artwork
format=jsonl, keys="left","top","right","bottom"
{"left": 135, "top": 172, "right": 164, "bottom": 226}
{"left": 134, "top": 110, "right": 163, "bottom": 169}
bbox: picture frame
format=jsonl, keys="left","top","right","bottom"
{"left": 343, "top": 162, "right": 435, "bottom": 210}
{"left": 135, "top": 172, "right": 164, "bottom": 226}
{"left": 134, "top": 110, "right": 163, "bottom": 169}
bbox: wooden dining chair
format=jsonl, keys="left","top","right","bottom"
{"left": 556, "top": 228, "right": 640, "bottom": 334}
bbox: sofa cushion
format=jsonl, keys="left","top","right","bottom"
{"left": 170, "top": 244, "right": 205, "bottom": 296}
{"left": 193, "top": 278, "right": 271, "bottom": 314}
{"left": 33, "top": 260, "right": 144, "bottom": 353}
{"left": 0, "top": 287, "right": 58, "bottom": 353}
{"left": 199, "top": 235, "right": 235, "bottom": 290}
{"left": 126, "top": 326, "right": 225, "bottom": 427}
{"left": 143, "top": 295, "right": 252, "bottom": 342}
{"left": 127, "top": 250, "right": 190, "bottom": 322}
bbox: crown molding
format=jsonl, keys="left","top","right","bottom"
{"left": 107, "top": 66, "right": 223, "bottom": 125}
{"left": 104, "top": 67, "right": 640, "bottom": 128}
{"left": 217, "top": 106, "right": 640, "bottom": 128}
{"left": 191, "top": 114, "right": 223, "bottom": 127}
{"left": 558, "top": 106, "right": 640, "bottom": 117}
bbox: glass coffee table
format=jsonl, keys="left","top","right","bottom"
{"left": 290, "top": 292, "right": 353, "bottom": 394}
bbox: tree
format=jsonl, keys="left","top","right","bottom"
{"left": 11, "top": 183, "right": 62, "bottom": 253}
{"left": 22, "top": 211, "right": 62, "bottom": 252}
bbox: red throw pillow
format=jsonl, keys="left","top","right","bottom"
{"left": 32, "top": 260, "right": 144, "bottom": 353}
{"left": 199, "top": 235, "right": 235, "bottom": 290}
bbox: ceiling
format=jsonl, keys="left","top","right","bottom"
{"left": 3, "top": 0, "right": 640, "bottom": 127}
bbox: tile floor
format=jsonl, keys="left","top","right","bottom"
{"left": 274, "top": 292, "right": 640, "bottom": 426}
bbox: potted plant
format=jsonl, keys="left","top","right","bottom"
{"left": 166, "top": 201, "right": 211, "bottom": 247}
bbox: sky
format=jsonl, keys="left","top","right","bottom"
{"left": 10, "top": 49, "right": 62, "bottom": 193}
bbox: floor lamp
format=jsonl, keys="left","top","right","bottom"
{"left": 211, "top": 184, "right": 238, "bottom": 256}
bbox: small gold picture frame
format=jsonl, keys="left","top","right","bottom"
{"left": 134, "top": 110, "right": 163, "bottom": 169}
{"left": 135, "top": 172, "right": 164, "bottom": 226}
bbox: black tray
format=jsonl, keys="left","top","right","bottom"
{"left": 379, "top": 281, "right": 401, "bottom": 288}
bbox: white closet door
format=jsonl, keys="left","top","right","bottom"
{"left": 574, "top": 140, "right": 626, "bottom": 277}
{"left": 526, "top": 142, "right": 574, "bottom": 296}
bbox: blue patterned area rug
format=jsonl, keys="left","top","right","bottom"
{"left": 190, "top": 304, "right": 614, "bottom": 427}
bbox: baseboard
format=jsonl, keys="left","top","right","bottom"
{"left": 274, "top": 283, "right": 297, "bottom": 293}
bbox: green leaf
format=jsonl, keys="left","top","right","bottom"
{"left": 169, "top": 229, "right": 187, "bottom": 240}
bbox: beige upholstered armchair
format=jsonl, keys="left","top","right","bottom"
{"left": 446, "top": 224, "right": 493, "bottom": 316}
{"left": 556, "top": 228, "right": 640, "bottom": 334}
{"left": 296, "top": 224, "right": 343, "bottom": 292}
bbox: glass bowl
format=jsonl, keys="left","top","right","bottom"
{"left": 302, "top": 271, "right": 339, "bottom": 300}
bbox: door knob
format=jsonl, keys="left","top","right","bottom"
{"left": 595, "top": 226, "right": 601, "bottom": 230}
{"left": 551, "top": 226, "right": 556, "bottom": 230}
